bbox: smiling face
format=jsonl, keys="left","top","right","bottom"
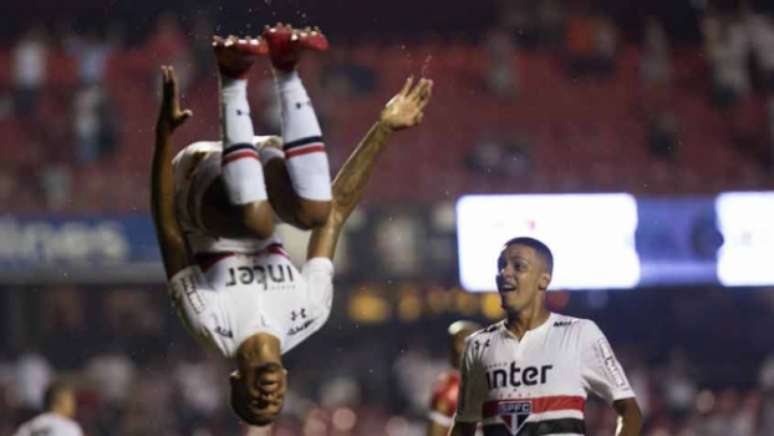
{"left": 496, "top": 243, "right": 552, "bottom": 314}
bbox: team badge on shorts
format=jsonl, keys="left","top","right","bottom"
{"left": 496, "top": 400, "right": 532, "bottom": 435}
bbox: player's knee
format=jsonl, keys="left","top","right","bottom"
{"left": 241, "top": 202, "right": 275, "bottom": 240}
{"left": 295, "top": 199, "right": 331, "bottom": 229}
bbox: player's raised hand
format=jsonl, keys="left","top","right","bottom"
{"left": 380, "top": 76, "right": 433, "bottom": 131}
{"left": 157, "top": 65, "right": 193, "bottom": 134}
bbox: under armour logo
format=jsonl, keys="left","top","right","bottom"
{"left": 291, "top": 308, "right": 307, "bottom": 321}
{"left": 236, "top": 109, "right": 250, "bottom": 116}
{"left": 474, "top": 339, "right": 491, "bottom": 351}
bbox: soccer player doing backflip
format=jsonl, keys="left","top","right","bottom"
{"left": 150, "top": 24, "right": 433, "bottom": 426}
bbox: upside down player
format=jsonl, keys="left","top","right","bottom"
{"left": 450, "top": 237, "right": 642, "bottom": 436}
{"left": 427, "top": 320, "right": 482, "bottom": 436}
{"left": 151, "top": 25, "right": 433, "bottom": 426}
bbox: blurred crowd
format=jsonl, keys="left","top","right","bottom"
{"left": 3, "top": 1, "right": 774, "bottom": 211}
{"left": 0, "top": 285, "right": 772, "bottom": 435}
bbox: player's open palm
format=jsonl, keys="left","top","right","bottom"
{"left": 157, "top": 65, "right": 193, "bottom": 134}
{"left": 381, "top": 76, "right": 433, "bottom": 131}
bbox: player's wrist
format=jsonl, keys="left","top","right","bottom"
{"left": 375, "top": 119, "right": 396, "bottom": 134}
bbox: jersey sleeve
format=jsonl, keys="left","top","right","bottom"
{"left": 454, "top": 336, "right": 487, "bottom": 423}
{"left": 579, "top": 321, "right": 636, "bottom": 403}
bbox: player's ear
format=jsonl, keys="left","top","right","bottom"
{"left": 538, "top": 272, "right": 551, "bottom": 291}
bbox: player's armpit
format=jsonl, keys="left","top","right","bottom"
{"left": 613, "top": 397, "right": 642, "bottom": 436}
{"left": 448, "top": 421, "right": 477, "bottom": 436}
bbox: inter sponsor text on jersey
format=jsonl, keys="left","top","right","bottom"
{"left": 168, "top": 245, "right": 333, "bottom": 358}
{"left": 455, "top": 313, "right": 635, "bottom": 436}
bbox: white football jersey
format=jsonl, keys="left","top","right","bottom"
{"left": 169, "top": 245, "right": 333, "bottom": 358}
{"left": 455, "top": 313, "right": 635, "bottom": 436}
{"left": 13, "top": 412, "right": 84, "bottom": 436}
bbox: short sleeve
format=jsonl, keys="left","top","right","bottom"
{"left": 580, "top": 321, "right": 636, "bottom": 403}
{"left": 454, "top": 336, "right": 487, "bottom": 423}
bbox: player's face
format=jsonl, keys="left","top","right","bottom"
{"left": 496, "top": 244, "right": 550, "bottom": 313}
{"left": 231, "top": 365, "right": 287, "bottom": 425}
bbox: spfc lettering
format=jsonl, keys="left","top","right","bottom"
{"left": 497, "top": 400, "right": 531, "bottom": 435}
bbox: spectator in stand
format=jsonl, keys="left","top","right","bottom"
{"left": 146, "top": 12, "right": 193, "bottom": 91}
{"left": 564, "top": 6, "right": 618, "bottom": 78}
{"left": 483, "top": 27, "right": 519, "bottom": 99}
{"left": 747, "top": 11, "right": 774, "bottom": 92}
{"left": 65, "top": 28, "right": 116, "bottom": 86}
{"left": 72, "top": 85, "right": 120, "bottom": 165}
{"left": 702, "top": 12, "right": 751, "bottom": 110}
{"left": 747, "top": 11, "right": 774, "bottom": 168}
{"left": 11, "top": 26, "right": 48, "bottom": 118}
{"left": 641, "top": 17, "right": 672, "bottom": 89}
{"left": 534, "top": 0, "right": 566, "bottom": 50}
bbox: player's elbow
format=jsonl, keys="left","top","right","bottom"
{"left": 614, "top": 398, "right": 643, "bottom": 434}
{"left": 294, "top": 199, "right": 332, "bottom": 230}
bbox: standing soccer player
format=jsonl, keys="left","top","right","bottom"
{"left": 13, "top": 381, "right": 83, "bottom": 436}
{"left": 151, "top": 25, "right": 433, "bottom": 426}
{"left": 427, "top": 320, "right": 481, "bottom": 436}
{"left": 449, "top": 237, "right": 642, "bottom": 436}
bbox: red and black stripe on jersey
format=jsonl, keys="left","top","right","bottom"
{"left": 481, "top": 396, "right": 585, "bottom": 436}
{"left": 480, "top": 418, "right": 585, "bottom": 436}
{"left": 222, "top": 143, "right": 260, "bottom": 165}
{"left": 283, "top": 135, "right": 325, "bottom": 159}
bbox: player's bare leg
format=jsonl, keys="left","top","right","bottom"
{"left": 307, "top": 76, "right": 433, "bottom": 261}
{"left": 260, "top": 24, "right": 333, "bottom": 229}
{"left": 199, "top": 35, "right": 276, "bottom": 240}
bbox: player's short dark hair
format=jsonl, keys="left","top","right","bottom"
{"left": 500, "top": 237, "right": 554, "bottom": 275}
{"left": 43, "top": 380, "right": 71, "bottom": 410}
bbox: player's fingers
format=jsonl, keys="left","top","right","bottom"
{"left": 417, "top": 79, "right": 433, "bottom": 106}
{"left": 414, "top": 112, "right": 424, "bottom": 125}
{"left": 411, "top": 78, "right": 431, "bottom": 101}
{"left": 399, "top": 76, "right": 414, "bottom": 97}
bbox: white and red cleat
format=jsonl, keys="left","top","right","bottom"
{"left": 212, "top": 35, "right": 268, "bottom": 79}
{"left": 261, "top": 23, "right": 329, "bottom": 72}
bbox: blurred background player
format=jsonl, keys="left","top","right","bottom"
{"left": 450, "top": 237, "right": 642, "bottom": 436}
{"left": 427, "top": 320, "right": 481, "bottom": 436}
{"left": 13, "top": 380, "right": 83, "bottom": 436}
{"left": 152, "top": 33, "right": 433, "bottom": 426}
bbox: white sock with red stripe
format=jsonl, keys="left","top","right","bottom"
{"left": 220, "top": 78, "right": 267, "bottom": 205}
{"left": 276, "top": 70, "right": 332, "bottom": 201}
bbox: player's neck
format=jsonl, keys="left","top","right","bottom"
{"left": 505, "top": 305, "right": 550, "bottom": 339}
{"left": 236, "top": 333, "right": 282, "bottom": 369}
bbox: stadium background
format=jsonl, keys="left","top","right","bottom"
{"left": 2, "top": 0, "right": 774, "bottom": 434}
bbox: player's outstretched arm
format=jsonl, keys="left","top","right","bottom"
{"left": 151, "top": 65, "right": 193, "bottom": 279}
{"left": 613, "top": 398, "right": 642, "bottom": 436}
{"left": 306, "top": 76, "right": 433, "bottom": 260}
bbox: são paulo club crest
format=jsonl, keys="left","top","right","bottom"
{"left": 496, "top": 400, "right": 532, "bottom": 435}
